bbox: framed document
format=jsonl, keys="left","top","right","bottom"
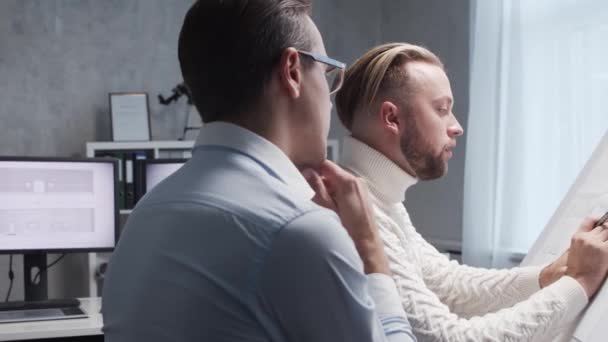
{"left": 109, "top": 93, "right": 151, "bottom": 141}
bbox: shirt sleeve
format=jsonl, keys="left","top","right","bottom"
{"left": 258, "top": 209, "right": 416, "bottom": 342}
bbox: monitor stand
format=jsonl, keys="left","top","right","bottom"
{"left": 24, "top": 252, "right": 48, "bottom": 301}
{"left": 0, "top": 253, "right": 86, "bottom": 324}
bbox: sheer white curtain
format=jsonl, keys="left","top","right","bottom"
{"left": 463, "top": 0, "right": 608, "bottom": 268}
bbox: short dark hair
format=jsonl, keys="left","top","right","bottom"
{"left": 178, "top": 0, "right": 313, "bottom": 123}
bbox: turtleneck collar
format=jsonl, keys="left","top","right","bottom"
{"left": 340, "top": 135, "right": 418, "bottom": 204}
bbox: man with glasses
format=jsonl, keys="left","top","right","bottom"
{"left": 298, "top": 50, "right": 346, "bottom": 94}
{"left": 102, "top": 1, "right": 416, "bottom": 341}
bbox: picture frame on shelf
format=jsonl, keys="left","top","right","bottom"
{"left": 109, "top": 92, "right": 151, "bottom": 141}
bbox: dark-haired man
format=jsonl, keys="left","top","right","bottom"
{"left": 102, "top": 1, "right": 416, "bottom": 341}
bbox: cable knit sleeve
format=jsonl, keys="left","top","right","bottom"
{"left": 374, "top": 205, "right": 588, "bottom": 342}
{"left": 389, "top": 203, "right": 545, "bottom": 316}
{"left": 413, "top": 231, "right": 544, "bottom": 317}
{"left": 378, "top": 217, "right": 588, "bottom": 342}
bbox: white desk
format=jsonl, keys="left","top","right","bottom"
{"left": 0, "top": 298, "right": 103, "bottom": 341}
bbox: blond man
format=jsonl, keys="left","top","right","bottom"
{"left": 334, "top": 43, "right": 608, "bottom": 341}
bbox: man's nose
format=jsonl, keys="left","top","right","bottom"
{"left": 448, "top": 114, "right": 464, "bottom": 137}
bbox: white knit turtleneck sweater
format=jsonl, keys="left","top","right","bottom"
{"left": 340, "top": 136, "right": 589, "bottom": 342}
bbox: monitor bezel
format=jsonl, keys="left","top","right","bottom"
{"left": 0, "top": 156, "right": 120, "bottom": 254}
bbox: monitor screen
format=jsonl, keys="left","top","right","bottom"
{"left": 0, "top": 157, "right": 118, "bottom": 252}
{"left": 145, "top": 161, "right": 185, "bottom": 192}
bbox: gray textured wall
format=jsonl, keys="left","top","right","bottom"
{"left": 0, "top": 0, "right": 193, "bottom": 301}
{"left": 320, "top": 0, "right": 471, "bottom": 254}
{"left": 313, "top": 0, "right": 383, "bottom": 140}
{"left": 0, "top": 0, "right": 469, "bottom": 300}
{"left": 381, "top": 0, "right": 471, "bottom": 251}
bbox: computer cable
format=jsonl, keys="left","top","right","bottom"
{"left": 4, "top": 255, "right": 14, "bottom": 302}
{"left": 32, "top": 254, "right": 66, "bottom": 285}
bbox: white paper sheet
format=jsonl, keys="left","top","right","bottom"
{"left": 523, "top": 130, "right": 608, "bottom": 341}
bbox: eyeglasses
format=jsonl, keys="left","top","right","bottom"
{"left": 297, "top": 50, "right": 346, "bottom": 95}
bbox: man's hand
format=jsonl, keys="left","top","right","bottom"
{"left": 302, "top": 161, "right": 390, "bottom": 275}
{"left": 565, "top": 217, "right": 608, "bottom": 298}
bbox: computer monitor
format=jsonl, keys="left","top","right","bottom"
{"left": 0, "top": 156, "right": 118, "bottom": 301}
{"left": 135, "top": 159, "right": 186, "bottom": 201}
{"left": 145, "top": 159, "right": 186, "bottom": 192}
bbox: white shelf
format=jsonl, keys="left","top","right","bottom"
{"left": 86, "top": 140, "right": 194, "bottom": 159}
{"left": 86, "top": 140, "right": 193, "bottom": 152}
{"left": 85, "top": 140, "right": 194, "bottom": 297}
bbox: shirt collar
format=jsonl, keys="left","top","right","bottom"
{"left": 340, "top": 135, "right": 418, "bottom": 204}
{"left": 194, "top": 122, "right": 315, "bottom": 200}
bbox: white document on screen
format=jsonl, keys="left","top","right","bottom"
{"left": 522, "top": 130, "right": 608, "bottom": 342}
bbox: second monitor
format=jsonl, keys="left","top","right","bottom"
{"left": 135, "top": 159, "right": 187, "bottom": 202}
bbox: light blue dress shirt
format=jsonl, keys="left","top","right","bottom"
{"left": 102, "top": 122, "right": 416, "bottom": 342}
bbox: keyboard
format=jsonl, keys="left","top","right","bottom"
{"left": 0, "top": 298, "right": 81, "bottom": 312}
{"left": 0, "top": 299, "right": 86, "bottom": 324}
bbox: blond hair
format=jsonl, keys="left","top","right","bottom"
{"left": 335, "top": 43, "right": 443, "bottom": 130}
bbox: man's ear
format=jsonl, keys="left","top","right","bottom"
{"left": 379, "top": 101, "right": 400, "bottom": 136}
{"left": 278, "top": 47, "right": 302, "bottom": 99}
